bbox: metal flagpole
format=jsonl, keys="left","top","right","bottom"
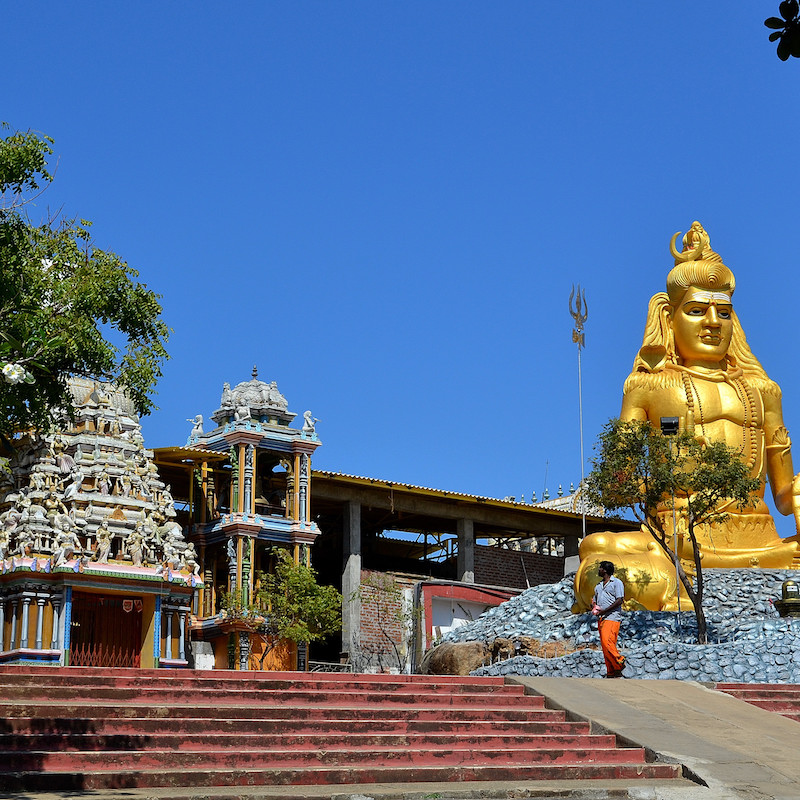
{"left": 569, "top": 285, "right": 588, "bottom": 539}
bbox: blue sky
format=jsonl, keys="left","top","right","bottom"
{"left": 6, "top": 3, "right": 800, "bottom": 533}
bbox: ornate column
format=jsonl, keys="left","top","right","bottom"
{"left": 35, "top": 595, "right": 46, "bottom": 650}
{"left": 283, "top": 459, "right": 294, "bottom": 519}
{"left": 61, "top": 587, "right": 73, "bottom": 664}
{"left": 238, "top": 630, "right": 250, "bottom": 670}
{"left": 299, "top": 454, "right": 309, "bottom": 523}
{"left": 237, "top": 444, "right": 246, "bottom": 513}
{"left": 153, "top": 595, "right": 161, "bottom": 666}
{"left": 165, "top": 606, "right": 173, "bottom": 659}
{"left": 226, "top": 536, "right": 237, "bottom": 593}
{"left": 0, "top": 597, "right": 5, "bottom": 651}
{"left": 293, "top": 453, "right": 300, "bottom": 522}
{"left": 200, "top": 462, "right": 209, "bottom": 524}
{"left": 20, "top": 596, "right": 31, "bottom": 648}
{"left": 243, "top": 444, "right": 254, "bottom": 516}
{"left": 50, "top": 594, "right": 62, "bottom": 650}
{"left": 10, "top": 598, "right": 18, "bottom": 649}
{"left": 178, "top": 608, "right": 187, "bottom": 660}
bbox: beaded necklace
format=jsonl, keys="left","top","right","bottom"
{"left": 679, "top": 366, "right": 759, "bottom": 471}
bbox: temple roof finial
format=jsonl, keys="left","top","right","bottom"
{"left": 252, "top": 365, "right": 258, "bottom": 379}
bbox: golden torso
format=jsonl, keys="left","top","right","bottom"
{"left": 622, "top": 368, "right": 765, "bottom": 493}
{"left": 574, "top": 368, "right": 798, "bottom": 614}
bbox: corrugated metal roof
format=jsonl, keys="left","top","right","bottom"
{"left": 153, "top": 446, "right": 229, "bottom": 461}
{"left": 311, "top": 469, "right": 608, "bottom": 521}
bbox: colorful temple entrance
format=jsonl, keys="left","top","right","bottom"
{"left": 69, "top": 592, "right": 142, "bottom": 668}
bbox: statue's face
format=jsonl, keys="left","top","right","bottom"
{"left": 671, "top": 285, "right": 733, "bottom": 366}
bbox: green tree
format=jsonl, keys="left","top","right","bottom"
{"left": 224, "top": 548, "right": 342, "bottom": 668}
{"left": 586, "top": 419, "right": 761, "bottom": 644}
{"left": 0, "top": 125, "right": 169, "bottom": 439}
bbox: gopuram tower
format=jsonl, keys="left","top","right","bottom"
{"left": 0, "top": 377, "right": 197, "bottom": 669}
{"left": 154, "top": 367, "right": 321, "bottom": 670}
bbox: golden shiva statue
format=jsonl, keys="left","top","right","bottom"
{"left": 573, "top": 222, "right": 800, "bottom": 612}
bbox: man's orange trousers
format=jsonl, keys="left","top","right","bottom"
{"left": 598, "top": 619, "right": 624, "bottom": 675}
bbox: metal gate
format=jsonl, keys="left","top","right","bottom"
{"left": 70, "top": 592, "right": 142, "bottom": 668}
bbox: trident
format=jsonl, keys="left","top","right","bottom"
{"left": 569, "top": 284, "right": 588, "bottom": 538}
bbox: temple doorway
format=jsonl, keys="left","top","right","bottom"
{"left": 70, "top": 592, "right": 142, "bottom": 668}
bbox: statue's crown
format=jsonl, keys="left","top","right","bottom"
{"left": 670, "top": 221, "right": 723, "bottom": 265}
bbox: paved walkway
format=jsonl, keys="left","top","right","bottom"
{"left": 509, "top": 677, "right": 800, "bottom": 800}
{"left": 3, "top": 678, "right": 798, "bottom": 800}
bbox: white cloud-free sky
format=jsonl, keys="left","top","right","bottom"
{"left": 6, "top": 3, "right": 800, "bottom": 533}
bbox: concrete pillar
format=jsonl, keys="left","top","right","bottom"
{"left": 457, "top": 518, "right": 475, "bottom": 584}
{"left": 341, "top": 500, "right": 361, "bottom": 658}
{"left": 563, "top": 535, "right": 580, "bottom": 558}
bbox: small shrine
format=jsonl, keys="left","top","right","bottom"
{"left": 153, "top": 367, "right": 321, "bottom": 670}
{"left": 0, "top": 377, "right": 198, "bottom": 669}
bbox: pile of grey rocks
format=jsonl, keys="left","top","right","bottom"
{"left": 440, "top": 569, "right": 800, "bottom": 682}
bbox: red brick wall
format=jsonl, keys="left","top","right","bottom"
{"left": 473, "top": 544, "right": 564, "bottom": 590}
{"left": 356, "top": 570, "right": 416, "bottom": 672}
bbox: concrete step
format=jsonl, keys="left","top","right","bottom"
{"left": 0, "top": 667, "right": 684, "bottom": 792}
{"left": 716, "top": 682, "right": 800, "bottom": 722}
{"left": 3, "top": 714, "right": 589, "bottom": 736}
{"left": 0, "top": 731, "right": 618, "bottom": 752}
{"left": 0, "top": 684, "right": 541, "bottom": 707}
{"left": 0, "top": 702, "right": 567, "bottom": 723}
{"left": 0, "top": 762, "right": 683, "bottom": 792}
{"left": 6, "top": 743, "right": 654, "bottom": 771}
{"left": 0, "top": 665, "right": 503, "bottom": 686}
{"left": 0, "top": 671, "right": 521, "bottom": 695}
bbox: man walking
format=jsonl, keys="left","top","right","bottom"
{"left": 592, "top": 560, "right": 625, "bottom": 678}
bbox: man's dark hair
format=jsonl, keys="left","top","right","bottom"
{"left": 599, "top": 560, "right": 615, "bottom": 575}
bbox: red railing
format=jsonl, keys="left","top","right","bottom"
{"left": 70, "top": 641, "right": 140, "bottom": 668}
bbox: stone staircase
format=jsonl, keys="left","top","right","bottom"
{"left": 0, "top": 666, "right": 681, "bottom": 792}
{"left": 716, "top": 682, "right": 800, "bottom": 723}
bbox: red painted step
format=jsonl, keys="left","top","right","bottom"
{"left": 0, "top": 666, "right": 682, "bottom": 792}
{"left": 715, "top": 682, "right": 800, "bottom": 722}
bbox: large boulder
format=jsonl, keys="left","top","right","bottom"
{"left": 419, "top": 641, "right": 489, "bottom": 675}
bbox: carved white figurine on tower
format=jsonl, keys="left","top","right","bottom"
{"left": 302, "top": 411, "right": 319, "bottom": 435}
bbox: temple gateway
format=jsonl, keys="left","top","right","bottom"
{"left": 0, "top": 377, "right": 196, "bottom": 668}
{"left": 0, "top": 368, "right": 321, "bottom": 670}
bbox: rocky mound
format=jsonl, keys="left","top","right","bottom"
{"left": 430, "top": 569, "right": 800, "bottom": 682}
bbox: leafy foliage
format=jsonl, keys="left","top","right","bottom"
{"left": 765, "top": 0, "right": 800, "bottom": 61}
{"left": 0, "top": 124, "right": 169, "bottom": 438}
{"left": 255, "top": 548, "right": 342, "bottom": 646}
{"left": 223, "top": 548, "right": 342, "bottom": 667}
{"left": 586, "top": 419, "right": 761, "bottom": 643}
